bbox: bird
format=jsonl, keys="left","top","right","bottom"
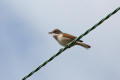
{"left": 49, "top": 29, "right": 91, "bottom": 49}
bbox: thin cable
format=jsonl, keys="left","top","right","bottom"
{"left": 22, "top": 7, "right": 120, "bottom": 80}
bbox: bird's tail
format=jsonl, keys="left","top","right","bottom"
{"left": 76, "top": 41, "right": 91, "bottom": 49}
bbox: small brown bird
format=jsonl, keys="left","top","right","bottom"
{"left": 49, "top": 29, "right": 91, "bottom": 49}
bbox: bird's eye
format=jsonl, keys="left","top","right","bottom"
{"left": 52, "top": 29, "right": 61, "bottom": 34}
{"left": 54, "top": 31, "right": 58, "bottom": 33}
{"left": 53, "top": 31, "right": 57, "bottom": 34}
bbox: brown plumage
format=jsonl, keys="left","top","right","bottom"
{"left": 49, "top": 29, "right": 91, "bottom": 49}
{"left": 63, "top": 33, "right": 83, "bottom": 42}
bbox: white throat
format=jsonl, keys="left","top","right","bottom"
{"left": 51, "top": 33, "right": 59, "bottom": 36}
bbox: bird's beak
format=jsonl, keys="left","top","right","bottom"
{"left": 49, "top": 32, "right": 52, "bottom": 34}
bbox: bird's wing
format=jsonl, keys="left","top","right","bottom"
{"left": 63, "top": 33, "right": 83, "bottom": 42}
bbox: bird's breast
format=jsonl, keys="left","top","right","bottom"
{"left": 56, "top": 34, "right": 72, "bottom": 46}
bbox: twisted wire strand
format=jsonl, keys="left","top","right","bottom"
{"left": 22, "top": 7, "right": 120, "bottom": 80}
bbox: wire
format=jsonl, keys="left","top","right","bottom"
{"left": 22, "top": 7, "right": 120, "bottom": 80}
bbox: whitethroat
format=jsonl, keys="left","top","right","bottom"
{"left": 49, "top": 29, "right": 91, "bottom": 49}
